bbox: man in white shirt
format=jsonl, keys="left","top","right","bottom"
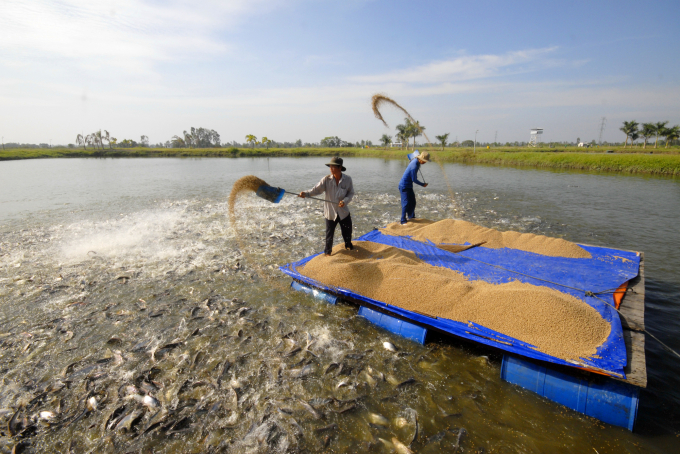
{"left": 299, "top": 157, "right": 355, "bottom": 256}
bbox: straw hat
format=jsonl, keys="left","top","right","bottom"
{"left": 326, "top": 156, "right": 346, "bottom": 171}
{"left": 419, "top": 152, "right": 430, "bottom": 162}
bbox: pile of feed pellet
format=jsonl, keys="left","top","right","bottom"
{"left": 228, "top": 175, "right": 270, "bottom": 218}
{"left": 300, "top": 241, "right": 610, "bottom": 360}
{"left": 381, "top": 218, "right": 591, "bottom": 259}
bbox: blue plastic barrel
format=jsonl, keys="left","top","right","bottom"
{"left": 501, "top": 355, "right": 639, "bottom": 431}
{"left": 358, "top": 306, "right": 427, "bottom": 344}
{"left": 290, "top": 280, "right": 337, "bottom": 304}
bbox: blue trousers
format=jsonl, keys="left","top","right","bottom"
{"left": 399, "top": 186, "right": 416, "bottom": 223}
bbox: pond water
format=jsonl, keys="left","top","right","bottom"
{"left": 0, "top": 157, "right": 678, "bottom": 453}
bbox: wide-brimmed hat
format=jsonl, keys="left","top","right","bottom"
{"left": 325, "top": 156, "right": 346, "bottom": 171}
{"left": 419, "top": 151, "right": 430, "bottom": 162}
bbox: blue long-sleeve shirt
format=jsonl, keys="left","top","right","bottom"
{"left": 398, "top": 158, "right": 425, "bottom": 189}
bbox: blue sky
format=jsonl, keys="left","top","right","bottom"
{"left": 1, "top": 0, "right": 679, "bottom": 145}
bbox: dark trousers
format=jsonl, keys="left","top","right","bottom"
{"left": 325, "top": 214, "right": 353, "bottom": 254}
{"left": 399, "top": 187, "right": 416, "bottom": 223}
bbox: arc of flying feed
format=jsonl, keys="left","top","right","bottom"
{"left": 371, "top": 93, "right": 433, "bottom": 148}
{"left": 371, "top": 94, "right": 416, "bottom": 129}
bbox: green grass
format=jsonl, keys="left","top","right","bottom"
{"left": 2, "top": 146, "right": 680, "bottom": 177}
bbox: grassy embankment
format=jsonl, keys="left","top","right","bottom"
{"left": 2, "top": 146, "right": 679, "bottom": 177}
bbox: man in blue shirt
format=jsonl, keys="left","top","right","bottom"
{"left": 398, "top": 151, "right": 429, "bottom": 224}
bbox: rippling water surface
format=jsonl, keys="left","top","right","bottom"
{"left": 0, "top": 157, "right": 678, "bottom": 453}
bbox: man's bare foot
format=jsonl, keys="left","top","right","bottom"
{"left": 324, "top": 253, "right": 332, "bottom": 257}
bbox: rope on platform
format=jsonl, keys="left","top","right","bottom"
{"left": 589, "top": 292, "right": 680, "bottom": 360}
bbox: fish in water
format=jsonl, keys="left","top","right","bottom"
{"left": 396, "top": 378, "right": 417, "bottom": 389}
{"left": 392, "top": 437, "right": 414, "bottom": 454}
{"left": 368, "top": 412, "right": 389, "bottom": 426}
{"left": 452, "top": 428, "right": 467, "bottom": 453}
{"left": 383, "top": 341, "right": 398, "bottom": 352}
{"left": 86, "top": 396, "right": 98, "bottom": 412}
{"left": 114, "top": 410, "right": 143, "bottom": 432}
{"left": 297, "top": 399, "right": 323, "bottom": 420}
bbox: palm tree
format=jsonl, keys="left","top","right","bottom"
{"left": 85, "top": 134, "right": 94, "bottom": 149}
{"left": 630, "top": 130, "right": 640, "bottom": 147}
{"left": 103, "top": 130, "right": 112, "bottom": 150}
{"left": 654, "top": 121, "right": 668, "bottom": 148}
{"left": 640, "top": 123, "right": 656, "bottom": 149}
{"left": 619, "top": 120, "right": 638, "bottom": 148}
{"left": 183, "top": 130, "right": 193, "bottom": 148}
{"left": 380, "top": 134, "right": 392, "bottom": 149}
{"left": 435, "top": 133, "right": 450, "bottom": 151}
{"left": 76, "top": 134, "right": 85, "bottom": 149}
{"left": 395, "top": 124, "right": 408, "bottom": 149}
{"left": 407, "top": 119, "right": 425, "bottom": 150}
{"left": 245, "top": 134, "right": 257, "bottom": 148}
{"left": 93, "top": 130, "right": 103, "bottom": 150}
{"left": 261, "top": 137, "right": 272, "bottom": 150}
{"left": 663, "top": 125, "right": 679, "bottom": 148}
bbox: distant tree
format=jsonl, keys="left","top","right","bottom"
{"left": 103, "top": 130, "right": 112, "bottom": 149}
{"left": 245, "top": 134, "right": 257, "bottom": 148}
{"left": 630, "top": 130, "right": 640, "bottom": 146}
{"left": 640, "top": 123, "right": 656, "bottom": 149}
{"left": 435, "top": 133, "right": 450, "bottom": 151}
{"left": 140, "top": 135, "right": 149, "bottom": 147}
{"left": 320, "top": 136, "right": 343, "bottom": 147}
{"left": 171, "top": 135, "right": 186, "bottom": 148}
{"left": 261, "top": 137, "right": 272, "bottom": 149}
{"left": 654, "top": 121, "right": 668, "bottom": 148}
{"left": 110, "top": 137, "right": 117, "bottom": 148}
{"left": 90, "top": 130, "right": 103, "bottom": 150}
{"left": 119, "top": 139, "right": 138, "bottom": 147}
{"left": 405, "top": 118, "right": 425, "bottom": 150}
{"left": 620, "top": 120, "right": 638, "bottom": 148}
{"left": 76, "top": 134, "right": 85, "bottom": 149}
{"left": 380, "top": 134, "right": 392, "bottom": 149}
{"left": 461, "top": 140, "right": 474, "bottom": 147}
{"left": 184, "top": 130, "right": 194, "bottom": 148}
{"left": 395, "top": 123, "right": 408, "bottom": 149}
{"left": 663, "top": 125, "right": 680, "bottom": 148}
{"left": 295, "top": 139, "right": 302, "bottom": 147}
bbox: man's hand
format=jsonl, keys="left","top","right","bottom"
{"left": 298, "top": 192, "right": 306, "bottom": 198}
{"left": 423, "top": 183, "right": 428, "bottom": 188}
{"left": 338, "top": 201, "right": 345, "bottom": 207}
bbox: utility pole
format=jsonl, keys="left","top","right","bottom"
{"left": 598, "top": 117, "right": 607, "bottom": 145}
{"left": 474, "top": 130, "right": 479, "bottom": 153}
{"left": 494, "top": 130, "right": 498, "bottom": 145}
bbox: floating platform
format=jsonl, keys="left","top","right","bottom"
{"left": 280, "top": 231, "right": 646, "bottom": 430}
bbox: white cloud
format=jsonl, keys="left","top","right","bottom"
{"left": 350, "top": 48, "right": 559, "bottom": 84}
{"left": 0, "top": 0, "right": 285, "bottom": 75}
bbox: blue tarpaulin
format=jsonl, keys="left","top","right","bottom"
{"left": 280, "top": 229, "right": 640, "bottom": 378}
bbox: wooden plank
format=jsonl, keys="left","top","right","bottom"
{"left": 619, "top": 252, "right": 645, "bottom": 331}
{"left": 615, "top": 329, "right": 647, "bottom": 388}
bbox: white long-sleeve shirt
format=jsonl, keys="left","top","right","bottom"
{"left": 302, "top": 174, "right": 354, "bottom": 221}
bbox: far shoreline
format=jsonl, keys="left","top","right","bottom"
{"left": 1, "top": 146, "right": 679, "bottom": 177}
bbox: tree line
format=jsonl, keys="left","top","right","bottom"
{"left": 620, "top": 121, "right": 679, "bottom": 148}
